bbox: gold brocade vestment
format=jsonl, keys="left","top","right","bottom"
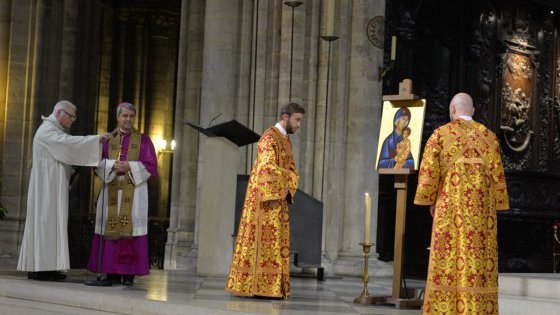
{"left": 226, "top": 127, "right": 299, "bottom": 298}
{"left": 105, "top": 130, "right": 141, "bottom": 239}
{"left": 414, "top": 119, "right": 509, "bottom": 314}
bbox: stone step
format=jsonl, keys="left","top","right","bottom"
{"left": 499, "top": 294, "right": 560, "bottom": 315}
{"left": 0, "top": 278, "right": 249, "bottom": 315}
{"left": 0, "top": 296, "right": 121, "bottom": 315}
{"left": 499, "top": 273, "right": 560, "bottom": 300}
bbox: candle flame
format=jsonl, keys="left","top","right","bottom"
{"left": 365, "top": 192, "right": 369, "bottom": 197}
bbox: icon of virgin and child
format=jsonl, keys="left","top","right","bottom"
{"left": 377, "top": 107, "right": 414, "bottom": 169}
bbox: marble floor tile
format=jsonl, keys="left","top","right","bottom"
{"left": 0, "top": 269, "right": 425, "bottom": 314}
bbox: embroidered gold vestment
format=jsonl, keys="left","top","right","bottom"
{"left": 106, "top": 130, "right": 141, "bottom": 239}
{"left": 226, "top": 127, "right": 299, "bottom": 298}
{"left": 415, "top": 119, "right": 509, "bottom": 314}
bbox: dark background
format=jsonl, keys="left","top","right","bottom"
{"left": 377, "top": 0, "right": 560, "bottom": 277}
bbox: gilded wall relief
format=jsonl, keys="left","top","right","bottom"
{"left": 500, "top": 43, "right": 535, "bottom": 152}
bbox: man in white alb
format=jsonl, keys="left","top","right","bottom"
{"left": 17, "top": 100, "right": 111, "bottom": 281}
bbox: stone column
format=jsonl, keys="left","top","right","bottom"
{"left": 297, "top": 0, "right": 320, "bottom": 195}
{"left": 320, "top": 0, "right": 343, "bottom": 264}
{"left": 0, "top": 0, "right": 45, "bottom": 266}
{"left": 58, "top": 0, "right": 78, "bottom": 99}
{"left": 165, "top": 0, "right": 205, "bottom": 271}
{"left": 196, "top": 137, "right": 238, "bottom": 276}
{"left": 0, "top": 0, "right": 12, "bottom": 266}
{"left": 0, "top": 0, "right": 11, "bottom": 166}
{"left": 95, "top": 6, "right": 114, "bottom": 133}
{"left": 332, "top": 0, "right": 390, "bottom": 277}
{"left": 198, "top": 0, "right": 241, "bottom": 124}
{"left": 193, "top": 0, "right": 242, "bottom": 254}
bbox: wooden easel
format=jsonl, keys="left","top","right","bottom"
{"left": 366, "top": 79, "right": 423, "bottom": 308}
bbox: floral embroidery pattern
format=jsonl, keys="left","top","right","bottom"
{"left": 226, "top": 127, "right": 299, "bottom": 298}
{"left": 415, "top": 120, "right": 509, "bottom": 314}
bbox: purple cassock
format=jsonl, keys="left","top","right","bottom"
{"left": 87, "top": 132, "right": 158, "bottom": 276}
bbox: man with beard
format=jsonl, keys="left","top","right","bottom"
{"left": 226, "top": 102, "right": 305, "bottom": 299}
{"left": 87, "top": 102, "right": 158, "bottom": 285}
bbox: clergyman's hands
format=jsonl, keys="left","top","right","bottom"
{"left": 429, "top": 205, "right": 435, "bottom": 217}
{"left": 99, "top": 132, "right": 112, "bottom": 143}
{"left": 113, "top": 161, "right": 131, "bottom": 173}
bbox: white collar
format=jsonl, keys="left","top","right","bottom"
{"left": 275, "top": 122, "right": 288, "bottom": 136}
{"left": 459, "top": 115, "right": 473, "bottom": 121}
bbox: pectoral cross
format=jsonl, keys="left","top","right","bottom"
{"left": 119, "top": 215, "right": 129, "bottom": 227}
{"left": 108, "top": 216, "right": 118, "bottom": 229}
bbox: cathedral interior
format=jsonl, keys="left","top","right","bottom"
{"left": 0, "top": 0, "right": 559, "bottom": 287}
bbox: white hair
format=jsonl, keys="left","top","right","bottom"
{"left": 116, "top": 102, "right": 136, "bottom": 117}
{"left": 52, "top": 100, "right": 76, "bottom": 115}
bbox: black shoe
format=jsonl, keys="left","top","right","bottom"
{"left": 122, "top": 275, "right": 134, "bottom": 285}
{"left": 30, "top": 271, "right": 66, "bottom": 281}
{"left": 102, "top": 273, "right": 122, "bottom": 284}
{"left": 30, "top": 271, "right": 51, "bottom": 281}
{"left": 48, "top": 271, "right": 67, "bottom": 281}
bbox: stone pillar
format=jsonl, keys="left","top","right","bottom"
{"left": 0, "top": 0, "right": 12, "bottom": 266}
{"left": 319, "top": 0, "right": 343, "bottom": 264}
{"left": 196, "top": 137, "right": 238, "bottom": 276}
{"left": 58, "top": 0, "right": 78, "bottom": 99}
{"left": 165, "top": 0, "right": 205, "bottom": 271}
{"left": 199, "top": 0, "right": 241, "bottom": 123}
{"left": 193, "top": 0, "right": 242, "bottom": 251}
{"left": 0, "top": 0, "right": 11, "bottom": 166}
{"left": 95, "top": 6, "right": 114, "bottom": 133}
{"left": 330, "top": 0, "right": 390, "bottom": 277}
{"left": 0, "top": 0, "right": 45, "bottom": 266}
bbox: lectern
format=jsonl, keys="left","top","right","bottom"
{"left": 185, "top": 120, "right": 259, "bottom": 276}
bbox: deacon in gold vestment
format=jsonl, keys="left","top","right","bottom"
{"left": 414, "top": 93, "right": 509, "bottom": 314}
{"left": 226, "top": 102, "right": 305, "bottom": 299}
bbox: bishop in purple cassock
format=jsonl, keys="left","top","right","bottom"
{"left": 87, "top": 102, "right": 157, "bottom": 285}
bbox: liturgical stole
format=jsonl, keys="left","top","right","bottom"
{"left": 105, "top": 129, "right": 141, "bottom": 239}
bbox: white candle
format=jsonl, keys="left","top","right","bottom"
{"left": 390, "top": 35, "right": 397, "bottom": 61}
{"left": 364, "top": 192, "right": 371, "bottom": 244}
{"left": 325, "top": 0, "right": 335, "bottom": 36}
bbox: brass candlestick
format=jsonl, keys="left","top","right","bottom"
{"left": 354, "top": 242, "right": 376, "bottom": 304}
{"left": 353, "top": 240, "right": 425, "bottom": 308}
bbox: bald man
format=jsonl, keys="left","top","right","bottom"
{"left": 414, "top": 93, "right": 509, "bottom": 314}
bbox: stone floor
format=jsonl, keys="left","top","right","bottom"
{"left": 0, "top": 269, "right": 424, "bottom": 314}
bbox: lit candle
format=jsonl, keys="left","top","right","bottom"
{"left": 364, "top": 192, "right": 371, "bottom": 244}
{"left": 390, "top": 35, "right": 397, "bottom": 61}
{"left": 325, "top": 0, "right": 335, "bottom": 36}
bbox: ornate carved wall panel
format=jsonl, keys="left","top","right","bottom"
{"left": 499, "top": 48, "right": 535, "bottom": 153}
